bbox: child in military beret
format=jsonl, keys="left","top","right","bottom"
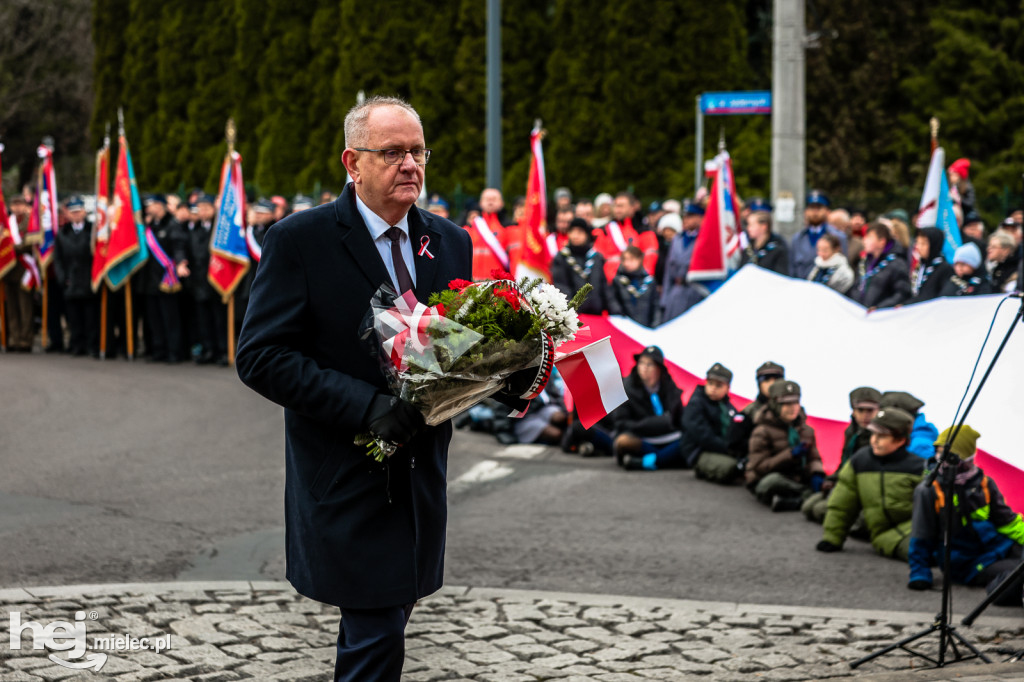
{"left": 817, "top": 408, "right": 925, "bottom": 560}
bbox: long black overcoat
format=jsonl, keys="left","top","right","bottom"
{"left": 236, "top": 183, "right": 472, "bottom": 608}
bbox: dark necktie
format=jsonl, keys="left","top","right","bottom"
{"left": 385, "top": 226, "right": 414, "bottom": 292}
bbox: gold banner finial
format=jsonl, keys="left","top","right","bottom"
{"left": 226, "top": 118, "right": 236, "bottom": 155}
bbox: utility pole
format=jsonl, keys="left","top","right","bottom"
{"left": 486, "top": 0, "right": 502, "bottom": 191}
{"left": 770, "top": 0, "right": 805, "bottom": 239}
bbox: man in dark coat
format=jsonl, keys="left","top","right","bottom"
{"left": 53, "top": 196, "right": 99, "bottom": 357}
{"left": 236, "top": 96, "right": 485, "bottom": 682}
{"left": 178, "top": 194, "right": 228, "bottom": 365}
{"left": 141, "top": 194, "right": 185, "bottom": 362}
{"left": 740, "top": 211, "right": 789, "bottom": 276}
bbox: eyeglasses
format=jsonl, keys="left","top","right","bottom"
{"left": 354, "top": 148, "right": 431, "bottom": 166}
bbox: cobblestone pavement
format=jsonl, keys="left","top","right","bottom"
{"left": 2, "top": 582, "right": 1023, "bottom": 681}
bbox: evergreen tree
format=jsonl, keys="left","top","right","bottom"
{"left": 295, "top": 3, "right": 341, "bottom": 195}
{"left": 186, "top": 0, "right": 241, "bottom": 192}
{"left": 121, "top": 0, "right": 163, "bottom": 188}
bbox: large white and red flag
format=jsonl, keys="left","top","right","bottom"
{"left": 554, "top": 336, "right": 627, "bottom": 429}
{"left": 687, "top": 151, "right": 741, "bottom": 282}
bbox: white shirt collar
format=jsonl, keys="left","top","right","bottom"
{"left": 355, "top": 192, "right": 410, "bottom": 241}
{"left": 72, "top": 222, "right": 85, "bottom": 232}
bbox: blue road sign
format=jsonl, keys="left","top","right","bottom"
{"left": 700, "top": 91, "right": 772, "bottom": 115}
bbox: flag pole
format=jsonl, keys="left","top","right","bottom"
{"left": 225, "top": 118, "right": 237, "bottom": 367}
{"left": 100, "top": 285, "right": 108, "bottom": 359}
{"left": 118, "top": 108, "right": 136, "bottom": 361}
{"left": 930, "top": 117, "right": 939, "bottom": 155}
{"left": 0, "top": 284, "right": 6, "bottom": 351}
{"left": 99, "top": 123, "right": 110, "bottom": 360}
{"left": 36, "top": 157, "right": 49, "bottom": 351}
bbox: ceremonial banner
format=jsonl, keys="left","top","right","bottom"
{"left": 594, "top": 265, "right": 1024, "bottom": 510}
{"left": 688, "top": 151, "right": 741, "bottom": 282}
{"left": 90, "top": 139, "right": 111, "bottom": 291}
{"left": 515, "top": 124, "right": 551, "bottom": 281}
{"left": 209, "top": 150, "right": 250, "bottom": 301}
{"left": 27, "top": 145, "right": 58, "bottom": 268}
{"left": 0, "top": 144, "right": 15, "bottom": 281}
{"left": 916, "top": 147, "right": 961, "bottom": 261}
{"left": 105, "top": 135, "right": 149, "bottom": 290}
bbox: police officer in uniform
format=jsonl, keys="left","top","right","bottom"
{"left": 53, "top": 196, "right": 99, "bottom": 357}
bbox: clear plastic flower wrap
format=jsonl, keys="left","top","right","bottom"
{"left": 357, "top": 270, "right": 590, "bottom": 460}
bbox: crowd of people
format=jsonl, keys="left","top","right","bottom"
{"left": 2, "top": 154, "right": 1021, "bottom": 359}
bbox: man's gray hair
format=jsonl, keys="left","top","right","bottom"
{"left": 344, "top": 95, "right": 421, "bottom": 148}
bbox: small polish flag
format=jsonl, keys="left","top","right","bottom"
{"left": 554, "top": 336, "right": 627, "bottom": 429}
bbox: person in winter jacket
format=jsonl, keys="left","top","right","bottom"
{"left": 939, "top": 243, "right": 993, "bottom": 297}
{"left": 660, "top": 202, "right": 708, "bottom": 322}
{"left": 612, "top": 346, "right": 685, "bottom": 470}
{"left": 660, "top": 363, "right": 739, "bottom": 481}
{"left": 740, "top": 211, "right": 789, "bottom": 276}
{"left": 816, "top": 408, "right": 925, "bottom": 560}
{"left": 907, "top": 227, "right": 956, "bottom": 304}
{"left": 908, "top": 426, "right": 1024, "bottom": 604}
{"left": 986, "top": 230, "right": 1020, "bottom": 293}
{"left": 53, "top": 196, "right": 100, "bottom": 357}
{"left": 790, "top": 190, "right": 848, "bottom": 280}
{"left": 746, "top": 380, "right": 825, "bottom": 510}
{"left": 879, "top": 391, "right": 938, "bottom": 460}
{"left": 802, "top": 386, "right": 881, "bottom": 523}
{"left": 551, "top": 218, "right": 607, "bottom": 315}
{"left": 849, "top": 222, "right": 911, "bottom": 309}
{"left": 608, "top": 246, "right": 660, "bottom": 328}
{"left": 728, "top": 361, "right": 785, "bottom": 462}
{"left": 807, "top": 232, "right": 854, "bottom": 293}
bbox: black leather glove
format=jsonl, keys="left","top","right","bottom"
{"left": 908, "top": 579, "right": 931, "bottom": 591}
{"left": 506, "top": 367, "right": 539, "bottom": 398}
{"left": 365, "top": 393, "right": 424, "bottom": 445}
{"left": 816, "top": 540, "right": 841, "bottom": 553}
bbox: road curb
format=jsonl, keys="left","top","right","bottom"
{"left": 3, "top": 580, "right": 1020, "bottom": 631}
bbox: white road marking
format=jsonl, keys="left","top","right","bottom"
{"left": 496, "top": 444, "right": 548, "bottom": 460}
{"left": 450, "top": 460, "right": 514, "bottom": 492}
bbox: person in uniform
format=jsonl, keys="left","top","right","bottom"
{"left": 790, "top": 190, "right": 848, "bottom": 280}
{"left": 177, "top": 194, "right": 227, "bottom": 365}
{"left": 53, "top": 196, "right": 99, "bottom": 357}
{"left": 2, "top": 196, "right": 35, "bottom": 352}
{"left": 141, "top": 194, "right": 185, "bottom": 363}
{"left": 740, "top": 210, "right": 789, "bottom": 276}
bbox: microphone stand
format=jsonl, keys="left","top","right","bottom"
{"left": 851, "top": 293, "right": 1024, "bottom": 670}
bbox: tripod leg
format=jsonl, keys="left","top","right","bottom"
{"left": 949, "top": 628, "right": 991, "bottom": 663}
{"left": 850, "top": 624, "right": 940, "bottom": 669}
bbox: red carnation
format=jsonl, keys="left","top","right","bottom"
{"left": 493, "top": 286, "right": 521, "bottom": 311}
{"left": 449, "top": 278, "right": 473, "bottom": 291}
{"left": 490, "top": 268, "right": 514, "bottom": 281}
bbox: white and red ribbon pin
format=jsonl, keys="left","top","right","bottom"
{"left": 418, "top": 235, "right": 434, "bottom": 259}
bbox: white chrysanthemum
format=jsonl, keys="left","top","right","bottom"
{"left": 528, "top": 283, "right": 580, "bottom": 345}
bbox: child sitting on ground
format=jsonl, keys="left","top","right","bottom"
{"left": 802, "top": 386, "right": 880, "bottom": 523}
{"left": 612, "top": 346, "right": 685, "bottom": 470}
{"left": 745, "top": 380, "right": 825, "bottom": 511}
{"left": 672, "top": 363, "right": 740, "bottom": 482}
{"left": 608, "top": 245, "right": 660, "bottom": 328}
{"left": 728, "top": 361, "right": 785, "bottom": 465}
{"left": 879, "top": 391, "right": 939, "bottom": 460}
{"left": 908, "top": 426, "right": 1024, "bottom": 604}
{"left": 816, "top": 407, "right": 925, "bottom": 560}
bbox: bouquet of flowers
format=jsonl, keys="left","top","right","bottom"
{"left": 359, "top": 270, "right": 590, "bottom": 460}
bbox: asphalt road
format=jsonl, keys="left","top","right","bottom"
{"left": 1, "top": 352, "right": 1017, "bottom": 618}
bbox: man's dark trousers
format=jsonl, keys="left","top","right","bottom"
{"left": 334, "top": 604, "right": 414, "bottom": 681}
